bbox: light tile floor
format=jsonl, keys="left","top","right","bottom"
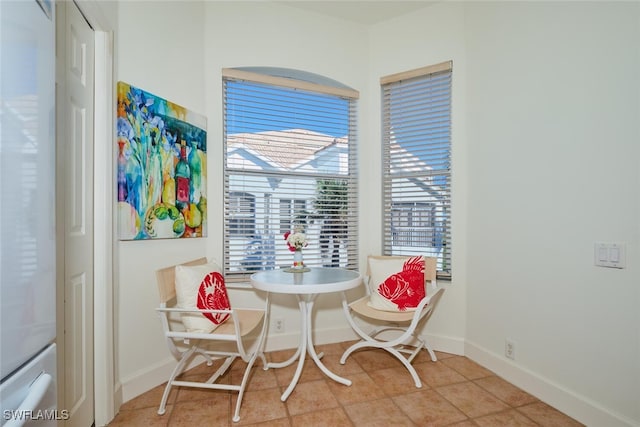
{"left": 108, "top": 341, "right": 584, "bottom": 426}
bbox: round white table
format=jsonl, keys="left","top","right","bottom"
{"left": 250, "top": 267, "right": 362, "bottom": 401}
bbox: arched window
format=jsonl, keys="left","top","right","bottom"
{"left": 223, "top": 68, "right": 359, "bottom": 280}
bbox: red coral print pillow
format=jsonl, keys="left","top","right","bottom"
{"left": 196, "top": 271, "right": 231, "bottom": 325}
{"left": 367, "top": 256, "right": 426, "bottom": 312}
{"left": 175, "top": 262, "right": 230, "bottom": 333}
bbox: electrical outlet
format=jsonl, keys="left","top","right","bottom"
{"left": 273, "top": 318, "right": 285, "bottom": 333}
{"left": 505, "top": 339, "right": 516, "bottom": 360}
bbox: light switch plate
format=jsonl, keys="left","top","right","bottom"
{"left": 594, "top": 242, "right": 626, "bottom": 268}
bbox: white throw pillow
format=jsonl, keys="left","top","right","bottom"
{"left": 367, "top": 256, "right": 427, "bottom": 312}
{"left": 175, "top": 261, "right": 231, "bottom": 333}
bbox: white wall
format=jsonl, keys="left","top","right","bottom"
{"left": 372, "top": 1, "right": 639, "bottom": 425}
{"left": 430, "top": 2, "right": 635, "bottom": 426}
{"left": 113, "top": 2, "right": 640, "bottom": 426}
{"left": 116, "top": 0, "right": 208, "bottom": 401}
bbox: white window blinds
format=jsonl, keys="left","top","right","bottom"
{"left": 223, "top": 69, "right": 359, "bottom": 282}
{"left": 381, "top": 61, "right": 452, "bottom": 278}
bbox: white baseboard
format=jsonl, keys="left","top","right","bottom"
{"left": 263, "top": 326, "right": 465, "bottom": 355}
{"left": 120, "top": 355, "right": 203, "bottom": 403}
{"left": 425, "top": 332, "right": 465, "bottom": 356}
{"left": 465, "top": 340, "right": 637, "bottom": 427}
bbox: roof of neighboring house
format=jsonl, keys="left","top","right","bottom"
{"left": 227, "top": 129, "right": 347, "bottom": 169}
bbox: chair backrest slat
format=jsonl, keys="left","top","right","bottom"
{"left": 156, "top": 257, "right": 208, "bottom": 304}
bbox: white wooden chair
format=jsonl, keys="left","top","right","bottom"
{"left": 155, "top": 257, "right": 269, "bottom": 422}
{"left": 340, "top": 255, "right": 445, "bottom": 388}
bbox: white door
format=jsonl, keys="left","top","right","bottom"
{"left": 57, "top": 1, "right": 95, "bottom": 426}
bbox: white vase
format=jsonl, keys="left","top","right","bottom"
{"left": 292, "top": 250, "right": 304, "bottom": 269}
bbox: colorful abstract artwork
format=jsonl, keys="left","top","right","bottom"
{"left": 117, "top": 81, "right": 207, "bottom": 240}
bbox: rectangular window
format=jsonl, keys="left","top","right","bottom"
{"left": 223, "top": 69, "right": 359, "bottom": 281}
{"left": 381, "top": 61, "right": 452, "bottom": 278}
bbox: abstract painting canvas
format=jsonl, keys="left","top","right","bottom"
{"left": 117, "top": 81, "right": 207, "bottom": 240}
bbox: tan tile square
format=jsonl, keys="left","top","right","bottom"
{"left": 244, "top": 417, "right": 292, "bottom": 427}
{"left": 119, "top": 382, "right": 176, "bottom": 411}
{"left": 368, "top": 366, "right": 426, "bottom": 396}
{"left": 229, "top": 354, "right": 269, "bottom": 374}
{"left": 169, "top": 398, "right": 229, "bottom": 426}
{"left": 474, "top": 376, "right": 538, "bottom": 407}
{"left": 315, "top": 342, "right": 349, "bottom": 356}
{"left": 517, "top": 402, "right": 584, "bottom": 427}
{"left": 414, "top": 361, "right": 467, "bottom": 387}
{"left": 474, "top": 409, "right": 539, "bottom": 426}
{"left": 179, "top": 359, "right": 227, "bottom": 378}
{"left": 434, "top": 350, "right": 457, "bottom": 360}
{"left": 231, "top": 364, "right": 278, "bottom": 391}
{"left": 108, "top": 406, "right": 171, "bottom": 426}
{"left": 339, "top": 339, "right": 360, "bottom": 350}
{"left": 343, "top": 397, "right": 414, "bottom": 426}
{"left": 232, "top": 388, "right": 288, "bottom": 425}
{"left": 229, "top": 358, "right": 249, "bottom": 374}
{"left": 327, "top": 372, "right": 385, "bottom": 404}
{"left": 272, "top": 358, "right": 325, "bottom": 387}
{"left": 350, "top": 348, "right": 405, "bottom": 372}
{"left": 436, "top": 382, "right": 509, "bottom": 418}
{"left": 411, "top": 347, "right": 438, "bottom": 364}
{"left": 319, "top": 352, "right": 365, "bottom": 377}
{"left": 285, "top": 379, "right": 339, "bottom": 416}
{"left": 291, "top": 407, "right": 353, "bottom": 426}
{"left": 441, "top": 356, "right": 494, "bottom": 380}
{"left": 267, "top": 348, "right": 300, "bottom": 364}
{"left": 393, "top": 389, "right": 468, "bottom": 425}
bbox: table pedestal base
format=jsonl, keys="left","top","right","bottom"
{"left": 265, "top": 294, "right": 352, "bottom": 401}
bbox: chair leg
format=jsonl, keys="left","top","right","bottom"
{"left": 423, "top": 340, "right": 438, "bottom": 362}
{"left": 158, "top": 346, "right": 197, "bottom": 415}
{"left": 232, "top": 350, "right": 261, "bottom": 423}
{"left": 341, "top": 340, "right": 423, "bottom": 388}
{"left": 157, "top": 381, "right": 171, "bottom": 416}
{"left": 383, "top": 346, "right": 422, "bottom": 388}
{"left": 258, "top": 352, "right": 268, "bottom": 370}
{"left": 340, "top": 340, "right": 379, "bottom": 364}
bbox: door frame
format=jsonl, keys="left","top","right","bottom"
{"left": 93, "top": 28, "right": 117, "bottom": 427}
{"left": 56, "top": 1, "right": 117, "bottom": 425}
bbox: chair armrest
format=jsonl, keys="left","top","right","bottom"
{"left": 157, "top": 307, "right": 233, "bottom": 315}
{"left": 157, "top": 306, "right": 265, "bottom": 314}
{"left": 225, "top": 282, "right": 253, "bottom": 290}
